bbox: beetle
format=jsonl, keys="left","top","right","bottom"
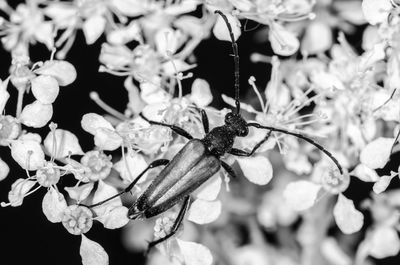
{"left": 87, "top": 10, "right": 344, "bottom": 251}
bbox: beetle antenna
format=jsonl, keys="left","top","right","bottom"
{"left": 215, "top": 10, "right": 241, "bottom": 114}
{"left": 247, "top": 122, "right": 344, "bottom": 174}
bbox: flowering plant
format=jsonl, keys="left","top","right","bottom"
{"left": 0, "top": 1, "right": 399, "bottom": 265}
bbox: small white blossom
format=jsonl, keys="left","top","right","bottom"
{"left": 36, "top": 162, "right": 61, "bottom": 187}
{"left": 1, "top": 178, "right": 36, "bottom": 207}
{"left": 80, "top": 151, "right": 112, "bottom": 182}
{"left": 62, "top": 205, "right": 93, "bottom": 235}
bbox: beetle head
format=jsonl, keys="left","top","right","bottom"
{"left": 225, "top": 112, "right": 248, "bottom": 137}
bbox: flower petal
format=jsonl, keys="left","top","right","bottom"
{"left": 269, "top": 23, "right": 299, "bottom": 56}
{"left": 94, "top": 128, "right": 123, "bottom": 151}
{"left": 189, "top": 79, "right": 213, "bottom": 107}
{"left": 80, "top": 235, "right": 109, "bottom": 265}
{"left": 237, "top": 156, "right": 273, "bottom": 185}
{"left": 333, "top": 194, "right": 364, "bottom": 234}
{"left": 213, "top": 13, "right": 241, "bottom": 42}
{"left": 362, "top": 0, "right": 392, "bottom": 25}
{"left": 176, "top": 239, "right": 213, "bottom": 265}
{"left": 64, "top": 183, "right": 94, "bottom": 202}
{"left": 81, "top": 113, "right": 114, "bottom": 135}
{"left": 83, "top": 15, "right": 106, "bottom": 45}
{"left": 31, "top": 75, "right": 59, "bottom": 104}
{"left": 44, "top": 129, "right": 84, "bottom": 159}
{"left": 11, "top": 139, "right": 45, "bottom": 170}
{"left": 20, "top": 100, "right": 53, "bottom": 128}
{"left": 35, "top": 60, "right": 77, "bottom": 86}
{"left": 283, "top": 180, "right": 321, "bottom": 211}
{"left": 100, "top": 206, "right": 130, "bottom": 229}
{"left": 194, "top": 175, "right": 221, "bottom": 201}
{"left": 373, "top": 174, "right": 395, "bottom": 194}
{"left": 113, "top": 151, "right": 148, "bottom": 184}
{"left": 0, "top": 157, "right": 10, "bottom": 181}
{"left": 42, "top": 187, "right": 68, "bottom": 223}
{"left": 368, "top": 226, "right": 400, "bottom": 259}
{"left": 360, "top": 137, "right": 394, "bottom": 169}
{"left": 188, "top": 199, "right": 221, "bottom": 224}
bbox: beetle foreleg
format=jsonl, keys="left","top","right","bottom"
{"left": 140, "top": 113, "right": 193, "bottom": 140}
{"left": 221, "top": 160, "right": 238, "bottom": 178}
{"left": 200, "top": 109, "right": 209, "bottom": 134}
{"left": 228, "top": 130, "right": 272, "bottom": 157}
{"left": 146, "top": 195, "right": 191, "bottom": 254}
{"left": 85, "top": 159, "right": 170, "bottom": 209}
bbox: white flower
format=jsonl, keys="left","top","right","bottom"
{"left": 36, "top": 162, "right": 61, "bottom": 187}
{"left": 80, "top": 151, "right": 113, "bottom": 182}
{"left": 62, "top": 205, "right": 93, "bottom": 235}
{"left": 1, "top": 178, "right": 36, "bottom": 207}
{"left": 0, "top": 115, "right": 20, "bottom": 146}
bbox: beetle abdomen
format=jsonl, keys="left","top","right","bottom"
{"left": 130, "top": 139, "right": 221, "bottom": 219}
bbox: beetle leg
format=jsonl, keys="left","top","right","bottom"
{"left": 228, "top": 130, "right": 272, "bottom": 157}
{"left": 146, "top": 196, "right": 191, "bottom": 253}
{"left": 140, "top": 113, "right": 193, "bottom": 140}
{"left": 85, "top": 159, "right": 170, "bottom": 209}
{"left": 221, "top": 160, "right": 238, "bottom": 178}
{"left": 200, "top": 109, "right": 209, "bottom": 134}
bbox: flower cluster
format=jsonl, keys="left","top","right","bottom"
{"left": 0, "top": 1, "right": 399, "bottom": 265}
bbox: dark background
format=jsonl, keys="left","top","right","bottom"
{"left": 0, "top": 7, "right": 399, "bottom": 265}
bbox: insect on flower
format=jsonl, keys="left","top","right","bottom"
{"left": 86, "top": 10, "right": 345, "bottom": 252}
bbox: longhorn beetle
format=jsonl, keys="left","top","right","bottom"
{"left": 87, "top": 10, "right": 344, "bottom": 251}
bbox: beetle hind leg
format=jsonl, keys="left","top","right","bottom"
{"left": 146, "top": 196, "right": 191, "bottom": 254}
